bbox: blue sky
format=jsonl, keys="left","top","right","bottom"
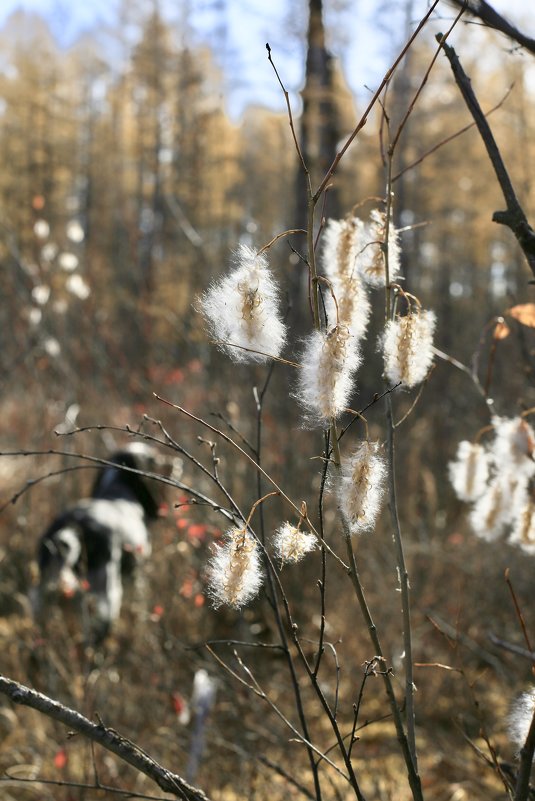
{"left": 0, "top": 0, "right": 532, "bottom": 119}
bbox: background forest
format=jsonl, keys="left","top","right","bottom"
{"left": 2, "top": 1, "right": 535, "bottom": 800}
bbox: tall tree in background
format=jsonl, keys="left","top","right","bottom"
{"left": 387, "top": 0, "right": 415, "bottom": 285}
{"left": 292, "top": 0, "right": 341, "bottom": 327}
{"left": 131, "top": 3, "right": 170, "bottom": 299}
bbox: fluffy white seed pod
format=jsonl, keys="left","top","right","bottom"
{"left": 508, "top": 689, "right": 535, "bottom": 752}
{"left": 297, "top": 326, "right": 361, "bottom": 425}
{"left": 338, "top": 441, "right": 387, "bottom": 534}
{"left": 469, "top": 475, "right": 526, "bottom": 542}
{"left": 382, "top": 309, "right": 436, "bottom": 388}
{"left": 321, "top": 217, "right": 371, "bottom": 341}
{"left": 448, "top": 441, "right": 491, "bottom": 503}
{"left": 272, "top": 522, "right": 317, "bottom": 564}
{"left": 198, "top": 244, "right": 286, "bottom": 363}
{"left": 322, "top": 216, "right": 367, "bottom": 280}
{"left": 490, "top": 416, "right": 535, "bottom": 480}
{"left": 206, "top": 527, "right": 263, "bottom": 609}
{"left": 325, "top": 274, "right": 371, "bottom": 342}
{"left": 357, "top": 209, "right": 401, "bottom": 288}
{"left": 509, "top": 497, "right": 535, "bottom": 554}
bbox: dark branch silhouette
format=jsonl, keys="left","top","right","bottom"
{"left": 450, "top": 0, "right": 535, "bottom": 56}
{"left": 438, "top": 35, "right": 535, "bottom": 279}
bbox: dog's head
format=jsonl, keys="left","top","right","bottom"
{"left": 91, "top": 442, "right": 174, "bottom": 519}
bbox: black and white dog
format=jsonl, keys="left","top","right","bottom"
{"left": 36, "top": 442, "right": 169, "bottom": 641}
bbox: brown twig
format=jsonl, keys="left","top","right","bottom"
{"left": 505, "top": 569, "right": 535, "bottom": 667}
{"left": 488, "top": 632, "right": 535, "bottom": 662}
{"left": 266, "top": 43, "right": 309, "bottom": 177}
{"left": 205, "top": 647, "right": 346, "bottom": 780}
{"left": 257, "top": 228, "right": 308, "bottom": 254}
{"left": 0, "top": 444, "right": 237, "bottom": 525}
{"left": 389, "top": 3, "right": 465, "bottom": 156}
{"left": 153, "top": 393, "right": 349, "bottom": 571}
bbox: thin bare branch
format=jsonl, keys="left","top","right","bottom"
{"left": 205, "top": 647, "right": 347, "bottom": 781}
{"left": 1, "top": 774, "right": 172, "bottom": 801}
{"left": 449, "top": 0, "right": 535, "bottom": 56}
{"left": 438, "top": 34, "right": 535, "bottom": 278}
{"left": 390, "top": 3, "right": 465, "bottom": 155}
{"left": 393, "top": 85, "right": 513, "bottom": 182}
{"left": 315, "top": 0, "right": 440, "bottom": 200}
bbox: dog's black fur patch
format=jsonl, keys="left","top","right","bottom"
{"left": 35, "top": 443, "right": 166, "bottom": 642}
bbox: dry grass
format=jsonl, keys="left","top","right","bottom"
{"left": 0, "top": 379, "right": 533, "bottom": 801}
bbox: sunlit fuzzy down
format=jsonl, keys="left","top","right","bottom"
{"left": 468, "top": 474, "right": 528, "bottom": 542}
{"left": 321, "top": 216, "right": 371, "bottom": 341}
{"left": 490, "top": 415, "right": 535, "bottom": 480}
{"left": 356, "top": 210, "right": 401, "bottom": 288}
{"left": 382, "top": 309, "right": 436, "bottom": 388}
{"left": 297, "top": 326, "right": 361, "bottom": 425}
{"left": 206, "top": 527, "right": 263, "bottom": 609}
{"left": 448, "top": 440, "right": 491, "bottom": 503}
{"left": 272, "top": 522, "right": 317, "bottom": 564}
{"left": 509, "top": 498, "right": 535, "bottom": 554}
{"left": 199, "top": 244, "right": 286, "bottom": 363}
{"left": 508, "top": 688, "right": 535, "bottom": 752}
{"left": 338, "top": 441, "right": 387, "bottom": 535}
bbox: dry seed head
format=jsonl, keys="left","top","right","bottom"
{"left": 322, "top": 216, "right": 365, "bottom": 281}
{"left": 448, "top": 440, "right": 491, "bottom": 503}
{"left": 491, "top": 416, "right": 535, "bottom": 480}
{"left": 383, "top": 308, "right": 436, "bottom": 388}
{"left": 338, "top": 441, "right": 387, "bottom": 534}
{"left": 198, "top": 244, "right": 286, "bottom": 363}
{"left": 468, "top": 475, "right": 526, "bottom": 542}
{"left": 357, "top": 209, "right": 401, "bottom": 288}
{"left": 272, "top": 522, "right": 317, "bottom": 564}
{"left": 509, "top": 497, "right": 535, "bottom": 554}
{"left": 327, "top": 274, "right": 371, "bottom": 342}
{"left": 206, "top": 527, "right": 263, "bottom": 609}
{"left": 297, "top": 326, "right": 361, "bottom": 425}
{"left": 508, "top": 689, "right": 535, "bottom": 752}
{"left": 321, "top": 216, "right": 371, "bottom": 341}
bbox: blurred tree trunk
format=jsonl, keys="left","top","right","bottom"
{"left": 131, "top": 2, "right": 171, "bottom": 372}
{"left": 292, "top": 0, "right": 340, "bottom": 331}
{"left": 389, "top": 0, "right": 414, "bottom": 286}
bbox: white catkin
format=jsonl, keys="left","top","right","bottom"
{"left": 206, "top": 528, "right": 263, "bottom": 609}
{"left": 490, "top": 415, "right": 535, "bottom": 481}
{"left": 325, "top": 274, "right": 371, "bottom": 343}
{"left": 468, "top": 474, "right": 527, "bottom": 542}
{"left": 509, "top": 497, "right": 535, "bottom": 554}
{"left": 448, "top": 440, "right": 491, "bottom": 503}
{"left": 321, "top": 215, "right": 374, "bottom": 341}
{"left": 297, "top": 326, "right": 361, "bottom": 425}
{"left": 321, "top": 216, "right": 366, "bottom": 282}
{"left": 508, "top": 689, "right": 535, "bottom": 752}
{"left": 356, "top": 209, "right": 401, "bottom": 288}
{"left": 451, "top": 417, "right": 535, "bottom": 548}
{"left": 338, "top": 441, "right": 387, "bottom": 534}
{"left": 382, "top": 309, "right": 436, "bottom": 388}
{"left": 198, "top": 244, "right": 286, "bottom": 363}
{"left": 272, "top": 523, "right": 317, "bottom": 564}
